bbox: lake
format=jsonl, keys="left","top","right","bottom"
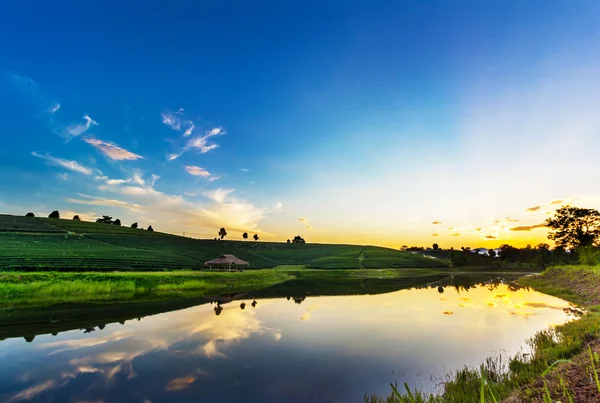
{"left": 0, "top": 274, "right": 577, "bottom": 402}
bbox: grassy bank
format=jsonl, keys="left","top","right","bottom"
{"left": 0, "top": 270, "right": 295, "bottom": 308}
{"left": 366, "top": 265, "right": 600, "bottom": 403}
{"left": 0, "top": 267, "right": 457, "bottom": 308}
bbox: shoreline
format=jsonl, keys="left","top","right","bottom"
{"left": 367, "top": 265, "right": 600, "bottom": 402}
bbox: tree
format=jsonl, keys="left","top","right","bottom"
{"left": 488, "top": 249, "right": 496, "bottom": 258}
{"left": 243, "top": 232, "right": 248, "bottom": 241}
{"left": 147, "top": 225, "right": 154, "bottom": 232}
{"left": 113, "top": 219, "right": 121, "bottom": 226}
{"left": 292, "top": 235, "right": 305, "bottom": 244}
{"left": 432, "top": 243, "right": 439, "bottom": 250}
{"left": 131, "top": 222, "right": 138, "bottom": 229}
{"left": 48, "top": 210, "right": 60, "bottom": 219}
{"left": 218, "top": 228, "right": 227, "bottom": 239}
{"left": 25, "top": 212, "right": 35, "bottom": 217}
{"left": 287, "top": 239, "right": 291, "bottom": 243}
{"left": 253, "top": 234, "right": 259, "bottom": 241}
{"left": 73, "top": 215, "right": 81, "bottom": 221}
{"left": 96, "top": 215, "right": 113, "bottom": 224}
{"left": 547, "top": 205, "right": 600, "bottom": 249}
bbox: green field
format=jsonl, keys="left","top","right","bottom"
{"left": 0, "top": 214, "right": 447, "bottom": 270}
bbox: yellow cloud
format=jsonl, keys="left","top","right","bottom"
{"left": 166, "top": 375, "right": 196, "bottom": 391}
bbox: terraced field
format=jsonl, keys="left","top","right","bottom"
{"left": 0, "top": 214, "right": 448, "bottom": 270}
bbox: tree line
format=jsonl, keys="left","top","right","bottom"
{"left": 422, "top": 206, "right": 600, "bottom": 267}
{"left": 26, "top": 211, "right": 154, "bottom": 231}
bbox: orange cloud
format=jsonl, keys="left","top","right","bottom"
{"left": 526, "top": 206, "right": 541, "bottom": 212}
{"left": 551, "top": 200, "right": 563, "bottom": 205}
{"left": 432, "top": 221, "right": 442, "bottom": 225}
{"left": 510, "top": 223, "right": 546, "bottom": 232}
{"left": 432, "top": 233, "right": 438, "bottom": 236}
{"left": 485, "top": 235, "right": 496, "bottom": 239}
{"left": 166, "top": 376, "right": 196, "bottom": 391}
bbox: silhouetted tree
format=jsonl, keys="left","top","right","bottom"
{"left": 499, "top": 244, "right": 520, "bottom": 262}
{"left": 113, "top": 219, "right": 121, "bottom": 226}
{"left": 292, "top": 235, "right": 306, "bottom": 243}
{"left": 287, "top": 239, "right": 291, "bottom": 243}
{"left": 48, "top": 210, "right": 60, "bottom": 219}
{"left": 96, "top": 215, "right": 113, "bottom": 224}
{"left": 240, "top": 302, "right": 246, "bottom": 310}
{"left": 147, "top": 225, "right": 154, "bottom": 232}
{"left": 131, "top": 222, "right": 138, "bottom": 229}
{"left": 219, "top": 227, "right": 227, "bottom": 239}
{"left": 253, "top": 234, "right": 259, "bottom": 241}
{"left": 432, "top": 243, "right": 439, "bottom": 250}
{"left": 73, "top": 215, "right": 81, "bottom": 221}
{"left": 243, "top": 232, "right": 248, "bottom": 241}
{"left": 546, "top": 205, "right": 600, "bottom": 249}
{"left": 488, "top": 249, "right": 496, "bottom": 258}
{"left": 25, "top": 212, "right": 35, "bottom": 217}
{"left": 400, "top": 245, "right": 408, "bottom": 251}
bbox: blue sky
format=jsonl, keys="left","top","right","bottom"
{"left": 2, "top": 1, "right": 600, "bottom": 247}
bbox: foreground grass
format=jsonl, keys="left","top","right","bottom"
{"left": 0, "top": 270, "right": 296, "bottom": 307}
{"left": 366, "top": 265, "right": 600, "bottom": 403}
{"left": 0, "top": 267, "right": 458, "bottom": 308}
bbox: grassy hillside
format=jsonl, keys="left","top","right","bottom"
{"left": 0, "top": 214, "right": 448, "bottom": 270}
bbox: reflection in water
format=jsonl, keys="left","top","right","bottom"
{"left": 0, "top": 276, "right": 577, "bottom": 403}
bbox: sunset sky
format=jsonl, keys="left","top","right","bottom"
{"left": 1, "top": 1, "right": 600, "bottom": 248}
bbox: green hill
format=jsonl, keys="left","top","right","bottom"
{"left": 0, "top": 214, "right": 448, "bottom": 271}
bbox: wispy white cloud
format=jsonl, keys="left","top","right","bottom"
{"left": 161, "top": 110, "right": 182, "bottom": 131}
{"left": 207, "top": 127, "right": 223, "bottom": 136}
{"left": 66, "top": 194, "right": 144, "bottom": 212}
{"left": 95, "top": 176, "right": 131, "bottom": 186}
{"left": 131, "top": 170, "right": 145, "bottom": 186}
{"left": 31, "top": 151, "right": 93, "bottom": 175}
{"left": 8, "top": 72, "right": 36, "bottom": 86}
{"left": 49, "top": 103, "right": 60, "bottom": 114}
{"left": 150, "top": 174, "right": 160, "bottom": 187}
{"left": 167, "top": 125, "right": 224, "bottom": 161}
{"left": 57, "top": 173, "right": 69, "bottom": 181}
{"left": 204, "top": 188, "right": 235, "bottom": 204}
{"left": 183, "top": 122, "right": 195, "bottom": 137}
{"left": 83, "top": 138, "right": 144, "bottom": 161}
{"left": 61, "top": 115, "right": 98, "bottom": 139}
{"left": 208, "top": 176, "right": 222, "bottom": 182}
{"left": 240, "top": 168, "right": 249, "bottom": 172}
{"left": 167, "top": 152, "right": 183, "bottom": 161}
{"left": 185, "top": 136, "right": 219, "bottom": 154}
{"left": 185, "top": 166, "right": 211, "bottom": 177}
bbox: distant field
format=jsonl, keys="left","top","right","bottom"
{"left": 0, "top": 214, "right": 448, "bottom": 271}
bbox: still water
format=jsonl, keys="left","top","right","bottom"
{"left": 0, "top": 276, "right": 576, "bottom": 402}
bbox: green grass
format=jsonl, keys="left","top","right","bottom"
{"left": 0, "top": 270, "right": 298, "bottom": 308}
{"left": 0, "top": 214, "right": 448, "bottom": 271}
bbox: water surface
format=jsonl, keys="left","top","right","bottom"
{"left": 0, "top": 276, "right": 576, "bottom": 402}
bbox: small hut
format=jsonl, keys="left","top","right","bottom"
{"left": 204, "top": 254, "right": 249, "bottom": 272}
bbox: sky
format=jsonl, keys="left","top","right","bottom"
{"left": 1, "top": 1, "right": 600, "bottom": 249}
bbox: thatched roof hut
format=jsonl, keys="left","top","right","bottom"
{"left": 204, "top": 254, "right": 249, "bottom": 271}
